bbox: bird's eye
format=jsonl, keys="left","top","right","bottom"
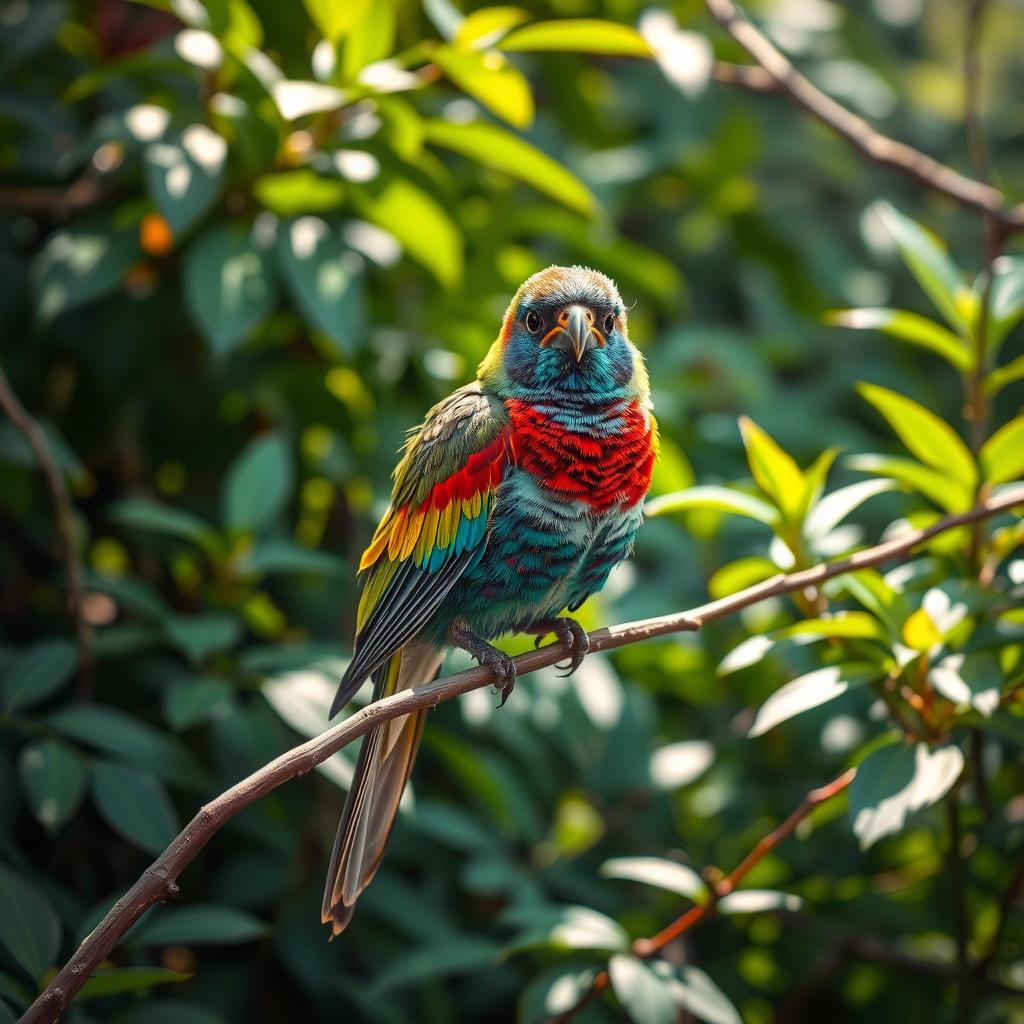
{"left": 525, "top": 310, "right": 543, "bottom": 334}
{"left": 604, "top": 312, "right": 616, "bottom": 334}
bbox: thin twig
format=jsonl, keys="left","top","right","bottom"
{"left": 20, "top": 489, "right": 1024, "bottom": 1023}
{"left": 703, "top": 0, "right": 1024, "bottom": 234}
{"left": 554, "top": 769, "right": 857, "bottom": 1022}
{"left": 0, "top": 363, "right": 93, "bottom": 693}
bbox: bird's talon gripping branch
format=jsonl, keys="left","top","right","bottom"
{"left": 529, "top": 616, "right": 590, "bottom": 678}
{"left": 448, "top": 621, "right": 518, "bottom": 706}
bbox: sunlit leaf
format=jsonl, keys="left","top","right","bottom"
{"left": 0, "top": 862, "right": 61, "bottom": 981}
{"left": 600, "top": 857, "right": 706, "bottom": 899}
{"left": 503, "top": 905, "right": 628, "bottom": 954}
{"left": 423, "top": 119, "right": 593, "bottom": 215}
{"left": 849, "top": 742, "right": 964, "bottom": 848}
{"left": 0, "top": 638, "right": 76, "bottom": 712}
{"left": 520, "top": 963, "right": 597, "bottom": 1024}
{"left": 431, "top": 45, "right": 533, "bottom": 128}
{"left": 827, "top": 308, "right": 971, "bottom": 369}
{"left": 980, "top": 416, "right": 1024, "bottom": 485}
{"left": 857, "top": 383, "right": 976, "bottom": 491}
{"left": 846, "top": 453, "right": 971, "bottom": 513}
{"left": 253, "top": 170, "right": 346, "bottom": 216}
{"left": 986, "top": 354, "right": 1024, "bottom": 396}
{"left": 738, "top": 417, "right": 805, "bottom": 521}
{"left": 748, "top": 665, "right": 876, "bottom": 737}
{"left": 302, "top": 0, "right": 371, "bottom": 41}
{"left": 610, "top": 955, "right": 678, "bottom": 1024}
{"left": 646, "top": 485, "right": 778, "bottom": 526}
{"left": 341, "top": 0, "right": 396, "bottom": 77}
{"left": 18, "top": 738, "right": 86, "bottom": 833}
{"left": 805, "top": 479, "right": 895, "bottom": 540}
{"left": 717, "top": 890, "right": 801, "bottom": 915}
{"left": 222, "top": 432, "right": 293, "bottom": 533}
{"left": 144, "top": 125, "right": 227, "bottom": 235}
{"left": 454, "top": 6, "right": 528, "bottom": 50}
{"left": 798, "top": 446, "right": 839, "bottom": 520}
{"left": 649, "top": 740, "right": 714, "bottom": 789}
{"left": 656, "top": 963, "right": 742, "bottom": 1024}
{"left": 500, "top": 19, "right": 651, "bottom": 56}
{"left": 901, "top": 607, "right": 942, "bottom": 651}
{"left": 984, "top": 254, "right": 1024, "bottom": 354}
{"left": 91, "top": 760, "right": 179, "bottom": 855}
{"left": 708, "top": 556, "right": 779, "bottom": 598}
{"left": 930, "top": 652, "right": 1001, "bottom": 717}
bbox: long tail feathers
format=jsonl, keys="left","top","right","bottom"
{"left": 321, "top": 642, "right": 443, "bottom": 935}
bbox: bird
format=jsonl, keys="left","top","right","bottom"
{"left": 322, "top": 265, "right": 658, "bottom": 934}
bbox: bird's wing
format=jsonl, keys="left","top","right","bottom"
{"left": 329, "top": 382, "right": 510, "bottom": 717}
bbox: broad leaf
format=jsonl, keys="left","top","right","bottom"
{"left": 454, "top": 7, "right": 528, "bottom": 50}
{"left": 980, "top": 416, "right": 1024, "bottom": 484}
{"left": 717, "top": 890, "right": 801, "bottom": 915}
{"left": 708, "top": 556, "right": 779, "bottom": 598}
{"left": 503, "top": 904, "right": 629, "bottom": 954}
{"left": 91, "top": 760, "right": 179, "bottom": 855}
{"left": 500, "top": 19, "right": 651, "bottom": 56}
{"left": 846, "top": 453, "right": 971, "bottom": 513}
{"left": 986, "top": 353, "right": 1024, "bottom": 396}
{"left": 984, "top": 254, "right": 1024, "bottom": 354}
{"left": 930, "top": 652, "right": 1001, "bottom": 717}
{"left": 431, "top": 45, "right": 533, "bottom": 128}
{"left": 646, "top": 485, "right": 778, "bottom": 526}
{"left": 109, "top": 499, "right": 220, "bottom": 554}
{"left": 369, "top": 937, "right": 501, "bottom": 993}
{"left": 242, "top": 539, "right": 346, "bottom": 577}
{"left": 805, "top": 479, "right": 895, "bottom": 540}
{"left": 738, "top": 417, "right": 805, "bottom": 520}
{"left": 0, "top": 637, "right": 76, "bottom": 712}
{"left": 520, "top": 963, "right": 597, "bottom": 1024}
{"left": 163, "top": 677, "right": 233, "bottom": 730}
{"left": 609, "top": 955, "right": 678, "bottom": 1024}
{"left": 658, "top": 963, "right": 742, "bottom": 1024}
{"left": 828, "top": 308, "right": 971, "bottom": 369}
{"left": 302, "top": 0, "right": 372, "bottom": 41}
{"left": 74, "top": 967, "right": 190, "bottom": 1000}
{"left": 222, "top": 433, "right": 293, "bottom": 533}
{"left": 0, "top": 863, "right": 61, "bottom": 981}
{"left": 127, "top": 904, "right": 269, "bottom": 947}
{"left": 749, "top": 665, "right": 876, "bottom": 737}
{"left": 648, "top": 740, "right": 714, "bottom": 789}
{"left": 600, "top": 857, "right": 705, "bottom": 900}
{"left": 18, "top": 738, "right": 87, "bottom": 833}
{"left": 253, "top": 170, "right": 346, "bottom": 216}
{"left": 144, "top": 125, "right": 227, "bottom": 234}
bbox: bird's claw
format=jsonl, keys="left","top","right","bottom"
{"left": 534, "top": 617, "right": 590, "bottom": 678}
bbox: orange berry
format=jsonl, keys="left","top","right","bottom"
{"left": 140, "top": 212, "right": 174, "bottom": 256}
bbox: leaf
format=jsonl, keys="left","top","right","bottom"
{"left": 520, "top": 963, "right": 597, "bottom": 1024}
{"left": 91, "top": 760, "right": 179, "bottom": 855}
{"left": 646, "top": 485, "right": 778, "bottom": 526}
{"left": 163, "top": 677, "right": 233, "bottom": 730}
{"left": 850, "top": 742, "right": 964, "bottom": 848}
{"left": 109, "top": 499, "right": 220, "bottom": 554}
{"left": 827, "top": 308, "right": 971, "bottom": 370}
{"left": 252, "top": 170, "right": 346, "bottom": 216}
{"left": 127, "top": 905, "right": 269, "bottom": 947}
{"left": 184, "top": 223, "right": 279, "bottom": 356}
{"left": 18, "top": 738, "right": 87, "bottom": 833}
{"left": 798, "top": 446, "right": 839, "bottom": 520}
{"left": 717, "top": 890, "right": 801, "bottom": 915}
{"left": 276, "top": 217, "right": 365, "bottom": 355}
{"left": 777, "top": 613, "right": 886, "bottom": 642}
{"left": 708, "top": 556, "right": 779, "bottom": 598}
{"left": 930, "top": 653, "right": 1001, "bottom": 717}
{"left": 302, "top": 0, "right": 371, "bottom": 41}
{"left": 749, "top": 665, "right": 876, "bottom": 737}
{"left": 805, "top": 479, "right": 896, "bottom": 540}
{"left": 164, "top": 612, "right": 242, "bottom": 662}
{"left": 49, "top": 704, "right": 206, "bottom": 788}
{"left": 981, "top": 416, "right": 1024, "bottom": 485}
{"left": 423, "top": 119, "right": 593, "bottom": 216}
{"left": 144, "top": 125, "right": 227, "bottom": 235}
{"left": 32, "top": 220, "right": 141, "bottom": 323}
{"left": 369, "top": 937, "right": 501, "bottom": 993}
{"left": 738, "top": 417, "right": 805, "bottom": 521}
{"left": 901, "top": 607, "right": 942, "bottom": 651}
{"left": 74, "top": 967, "right": 190, "bottom": 1000}
{"left": 223, "top": 433, "right": 293, "bottom": 533}
{"left": 639, "top": 11, "right": 713, "bottom": 99}
{"left": 857, "top": 383, "right": 976, "bottom": 491}
{"left": 454, "top": 7, "right": 528, "bottom": 50}
{"left": 649, "top": 740, "right": 715, "bottom": 789}
{"left": 609, "top": 955, "right": 678, "bottom": 1024}
{"left": 341, "top": 0, "right": 396, "bottom": 76}
{"left": 877, "top": 204, "right": 968, "bottom": 334}
{"left": 351, "top": 177, "right": 462, "bottom": 287}
{"left": 270, "top": 80, "right": 348, "bottom": 120}
{"left": 984, "top": 254, "right": 1024, "bottom": 354}
{"left": 431, "top": 45, "right": 533, "bottom": 128}
{"left": 659, "top": 964, "right": 742, "bottom": 1024}
{"left": 500, "top": 19, "right": 652, "bottom": 56}
{"left": 0, "top": 638, "right": 76, "bottom": 712}
{"left": 242, "top": 539, "right": 346, "bottom": 577}
{"left": 846, "top": 453, "right": 971, "bottom": 513}
{"left": 600, "top": 857, "right": 706, "bottom": 900}
{"left": 0, "top": 863, "right": 61, "bottom": 981}
{"left": 503, "top": 905, "right": 629, "bottom": 954}
{"left": 986, "top": 353, "right": 1024, "bottom": 396}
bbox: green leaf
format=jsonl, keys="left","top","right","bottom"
{"left": 846, "top": 453, "right": 971, "bottom": 513}
{"left": 341, "top": 0, "right": 396, "bottom": 77}
{"left": 600, "top": 857, "right": 706, "bottom": 900}
{"left": 738, "top": 417, "right": 805, "bottom": 521}
{"left": 857, "top": 383, "right": 976, "bottom": 491}
{"left": 749, "top": 665, "right": 876, "bottom": 737}
{"left": 18, "top": 738, "right": 87, "bottom": 833}
{"left": 431, "top": 45, "right": 533, "bottom": 128}
{"left": 352, "top": 177, "right": 462, "bottom": 287}
{"left": 520, "top": 963, "right": 597, "bottom": 1024}
{"left": 242, "top": 539, "right": 346, "bottom": 577}
{"left": 163, "top": 612, "right": 242, "bottom": 663}
{"left": 660, "top": 964, "right": 742, "bottom": 1024}
{"left": 128, "top": 905, "right": 269, "bottom": 948}
{"left": 609, "top": 955, "right": 678, "bottom": 1024}
{"left": 49, "top": 704, "right": 206, "bottom": 788}
{"left": 252, "top": 170, "right": 346, "bottom": 216}
{"left": 717, "top": 890, "right": 801, "bottom": 915}
{"left": 827, "top": 308, "right": 971, "bottom": 370}
{"left": 805, "top": 479, "right": 896, "bottom": 541}
{"left": 984, "top": 254, "right": 1024, "bottom": 354}
{"left": 646, "top": 485, "right": 778, "bottom": 526}
{"left": 144, "top": 125, "right": 227, "bottom": 234}
{"left": 842, "top": 569, "right": 908, "bottom": 636}
{"left": 223, "top": 432, "right": 293, "bottom": 533}
{"left": 981, "top": 416, "right": 1024, "bottom": 484}
{"left": 776, "top": 613, "right": 886, "bottom": 642}
{"left": 302, "top": 0, "right": 371, "bottom": 41}
{"left": 500, "top": 19, "right": 652, "bottom": 56}
{"left": 849, "top": 742, "right": 964, "bottom": 848}
{"left": 0, "top": 638, "right": 76, "bottom": 712}
{"left": 109, "top": 499, "right": 220, "bottom": 554}
{"left": 423, "top": 119, "right": 593, "bottom": 216}
{"left": 986, "top": 353, "right": 1024, "bottom": 396}
{"left": 184, "top": 223, "right": 279, "bottom": 356}
{"left": 454, "top": 6, "right": 528, "bottom": 50}
{"left": 91, "top": 760, "right": 179, "bottom": 855}
{"left": 276, "top": 217, "right": 365, "bottom": 356}
{"left": 504, "top": 905, "right": 628, "bottom": 954}
{"left": 877, "top": 204, "right": 968, "bottom": 335}
{"left": 369, "top": 937, "right": 501, "bottom": 993}
{"left": 32, "top": 219, "right": 141, "bottom": 323}
{"left": 0, "top": 863, "right": 61, "bottom": 981}
{"left": 108, "top": 1001, "right": 223, "bottom": 1024}
{"left": 930, "top": 652, "right": 1001, "bottom": 717}
{"left": 798, "top": 446, "right": 839, "bottom": 520}
{"left": 708, "top": 556, "right": 779, "bottom": 599}
{"left": 74, "top": 967, "right": 190, "bottom": 1000}
{"left": 163, "top": 677, "right": 233, "bottom": 730}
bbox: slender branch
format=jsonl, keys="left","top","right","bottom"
{"left": 704, "top": 0, "right": 1024, "bottom": 233}
{"left": 21, "top": 488, "right": 1024, "bottom": 1023}
{"left": 0, "top": 363, "right": 93, "bottom": 692}
{"left": 555, "top": 769, "right": 857, "bottom": 1022}
{"left": 946, "top": 794, "right": 975, "bottom": 1024}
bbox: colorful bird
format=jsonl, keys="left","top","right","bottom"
{"left": 322, "top": 266, "right": 658, "bottom": 934}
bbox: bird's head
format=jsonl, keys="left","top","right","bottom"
{"left": 478, "top": 265, "right": 648, "bottom": 402}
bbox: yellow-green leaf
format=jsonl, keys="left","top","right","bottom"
{"left": 827, "top": 308, "right": 971, "bottom": 370}
{"left": 708, "top": 557, "right": 778, "bottom": 599}
{"left": 738, "top": 417, "right": 805, "bottom": 521}
{"left": 431, "top": 45, "right": 533, "bottom": 129}
{"left": 341, "top": 0, "right": 396, "bottom": 77}
{"left": 846, "top": 453, "right": 971, "bottom": 513}
{"left": 857, "top": 383, "right": 976, "bottom": 491}
{"left": 423, "top": 119, "right": 593, "bottom": 215}
{"left": 499, "top": 19, "right": 652, "bottom": 56}
{"left": 799, "top": 446, "right": 839, "bottom": 520}
{"left": 901, "top": 607, "right": 942, "bottom": 652}
{"left": 981, "top": 416, "right": 1024, "bottom": 484}
{"left": 986, "top": 354, "right": 1024, "bottom": 396}
{"left": 646, "top": 485, "right": 778, "bottom": 526}
{"left": 253, "top": 170, "right": 346, "bottom": 216}
{"left": 303, "top": 0, "right": 372, "bottom": 41}
{"left": 455, "top": 6, "right": 528, "bottom": 50}
{"left": 351, "top": 177, "right": 462, "bottom": 287}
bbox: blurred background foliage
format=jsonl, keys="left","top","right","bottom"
{"left": 0, "top": 0, "right": 1023, "bottom": 1021}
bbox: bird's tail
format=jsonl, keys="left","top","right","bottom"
{"left": 321, "top": 641, "right": 443, "bottom": 935}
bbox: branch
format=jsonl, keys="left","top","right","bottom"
{"left": 704, "top": 0, "right": 1024, "bottom": 234}
{"left": 0, "top": 363, "right": 93, "bottom": 692}
{"left": 22, "top": 488, "right": 1024, "bottom": 1023}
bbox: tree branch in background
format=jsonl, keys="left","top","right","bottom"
{"left": 703, "top": 0, "right": 1024, "bottom": 234}
{"left": 0, "top": 363, "right": 93, "bottom": 693}
{"left": 20, "top": 488, "right": 1024, "bottom": 1023}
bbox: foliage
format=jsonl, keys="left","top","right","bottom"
{"left": 1, "top": 0, "right": 1023, "bottom": 1022}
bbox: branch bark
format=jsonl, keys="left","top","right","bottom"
{"left": 21, "top": 487, "right": 1024, "bottom": 1023}
{"left": 704, "top": 0, "right": 1024, "bottom": 234}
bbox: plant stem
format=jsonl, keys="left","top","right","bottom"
{"left": 946, "top": 794, "right": 975, "bottom": 1023}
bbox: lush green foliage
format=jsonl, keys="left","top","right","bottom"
{"left": 1, "top": 0, "right": 1023, "bottom": 1022}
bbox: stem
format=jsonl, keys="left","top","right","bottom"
{"left": 946, "top": 795, "right": 975, "bottom": 1023}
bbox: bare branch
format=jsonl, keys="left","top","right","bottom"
{"left": 21, "top": 487, "right": 1024, "bottom": 1023}
{"left": 0, "top": 362, "right": 93, "bottom": 692}
{"left": 704, "top": 0, "right": 1024, "bottom": 234}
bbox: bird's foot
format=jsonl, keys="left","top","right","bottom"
{"left": 448, "top": 621, "right": 517, "bottom": 707}
{"left": 528, "top": 616, "right": 590, "bottom": 677}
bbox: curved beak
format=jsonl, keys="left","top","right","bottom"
{"left": 556, "top": 304, "right": 593, "bottom": 363}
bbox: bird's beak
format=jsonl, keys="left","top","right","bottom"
{"left": 557, "top": 304, "right": 593, "bottom": 363}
